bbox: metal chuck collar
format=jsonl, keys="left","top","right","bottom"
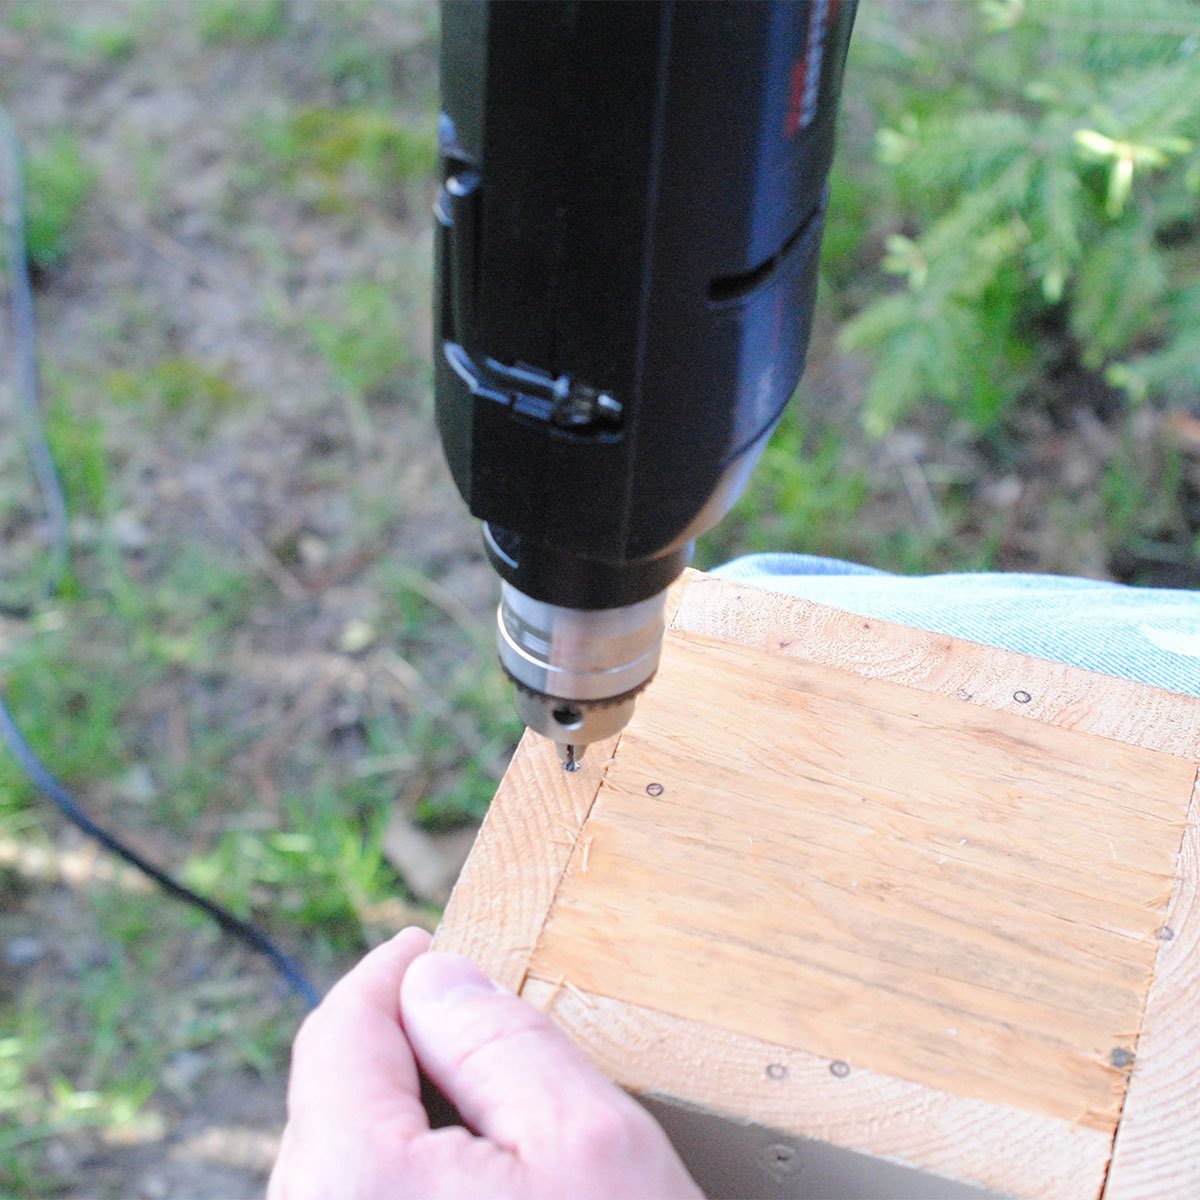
{"left": 496, "top": 582, "right": 667, "bottom": 771}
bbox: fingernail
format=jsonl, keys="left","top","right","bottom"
{"left": 407, "top": 953, "right": 499, "bottom": 1007}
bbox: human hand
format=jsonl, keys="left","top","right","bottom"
{"left": 268, "top": 927, "right": 702, "bottom": 1200}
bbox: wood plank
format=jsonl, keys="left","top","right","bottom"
{"left": 432, "top": 729, "right": 617, "bottom": 988}
{"left": 1104, "top": 777, "right": 1200, "bottom": 1198}
{"left": 521, "top": 979, "right": 1111, "bottom": 1200}
{"left": 673, "top": 575, "right": 1200, "bottom": 760}
{"left": 438, "top": 573, "right": 1200, "bottom": 1197}
{"left": 527, "top": 630, "right": 1195, "bottom": 1133}
{"left": 435, "top": 572, "right": 697, "bottom": 984}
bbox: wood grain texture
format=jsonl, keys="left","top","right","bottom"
{"left": 432, "top": 730, "right": 616, "bottom": 989}
{"left": 439, "top": 573, "right": 1200, "bottom": 1198}
{"left": 1104, "top": 777, "right": 1200, "bottom": 1198}
{"left": 672, "top": 575, "right": 1200, "bottom": 760}
{"left": 528, "top": 630, "right": 1195, "bottom": 1133}
{"left": 433, "top": 573, "right": 696, "bottom": 985}
{"left": 521, "top": 979, "right": 1111, "bottom": 1200}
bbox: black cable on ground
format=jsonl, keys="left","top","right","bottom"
{"left": 1, "top": 104, "right": 69, "bottom": 597}
{"left": 0, "top": 103, "right": 321, "bottom": 1010}
{"left": 0, "top": 696, "right": 321, "bottom": 1009}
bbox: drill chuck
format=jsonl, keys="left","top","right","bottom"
{"left": 498, "top": 582, "right": 668, "bottom": 767}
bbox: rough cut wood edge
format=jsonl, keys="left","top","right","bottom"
{"left": 433, "top": 575, "right": 697, "bottom": 985}
{"left": 673, "top": 575, "right": 1200, "bottom": 760}
{"left": 431, "top": 729, "right": 616, "bottom": 988}
{"left": 521, "top": 978, "right": 1109, "bottom": 1200}
{"left": 1105, "top": 776, "right": 1200, "bottom": 1199}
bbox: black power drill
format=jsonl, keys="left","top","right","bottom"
{"left": 433, "top": 0, "right": 856, "bottom": 769}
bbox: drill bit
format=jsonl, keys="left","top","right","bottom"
{"left": 560, "top": 743, "right": 584, "bottom": 772}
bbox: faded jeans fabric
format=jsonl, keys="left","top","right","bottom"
{"left": 711, "top": 553, "right": 1200, "bottom": 699}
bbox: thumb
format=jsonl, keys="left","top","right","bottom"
{"left": 399, "top": 952, "right": 633, "bottom": 1157}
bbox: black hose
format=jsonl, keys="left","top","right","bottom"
{"left": 0, "top": 102, "right": 321, "bottom": 1011}
{"left": 1, "top": 105, "right": 70, "bottom": 596}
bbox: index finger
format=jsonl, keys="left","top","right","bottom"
{"left": 287, "top": 925, "right": 433, "bottom": 1138}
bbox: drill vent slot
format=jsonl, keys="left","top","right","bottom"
{"left": 707, "top": 209, "right": 815, "bottom": 305}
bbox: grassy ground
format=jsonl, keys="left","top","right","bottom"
{"left": 1, "top": 2, "right": 1197, "bottom": 1198}
{"left": 1, "top": 3, "right": 504, "bottom": 1194}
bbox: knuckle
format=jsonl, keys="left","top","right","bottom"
{"left": 449, "top": 1005, "right": 548, "bottom": 1075}
{"left": 361, "top": 1116, "right": 414, "bottom": 1169}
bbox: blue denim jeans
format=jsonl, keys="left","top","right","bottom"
{"left": 712, "top": 554, "right": 1200, "bottom": 698}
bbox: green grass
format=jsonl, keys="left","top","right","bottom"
{"left": 0, "top": 1006, "right": 156, "bottom": 1197}
{"left": 0, "top": 546, "right": 350, "bottom": 1193}
{"left": 104, "top": 357, "right": 245, "bottom": 441}
{"left": 43, "top": 377, "right": 110, "bottom": 522}
{"left": 258, "top": 105, "right": 436, "bottom": 211}
{"left": 189, "top": 788, "right": 406, "bottom": 952}
{"left": 23, "top": 133, "right": 95, "bottom": 270}
{"left": 0, "top": 878, "right": 297, "bottom": 1197}
{"left": 1, "top": 2, "right": 141, "bottom": 62}
{"left": 70, "top": 23, "right": 138, "bottom": 63}
{"left": 697, "top": 408, "right": 871, "bottom": 570}
{"left": 1101, "top": 420, "right": 1189, "bottom": 580}
{"left": 0, "top": 7, "right": 466, "bottom": 1193}
{"left": 308, "top": 279, "right": 419, "bottom": 407}
{"left": 0, "top": 612, "right": 137, "bottom": 819}
{"left": 195, "top": 0, "right": 287, "bottom": 46}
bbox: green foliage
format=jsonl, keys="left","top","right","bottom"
{"left": 44, "top": 390, "right": 109, "bottom": 519}
{"left": 819, "top": 159, "right": 877, "bottom": 292}
{"left": 1110, "top": 279, "right": 1200, "bottom": 403}
{"left": 104, "top": 357, "right": 243, "bottom": 439}
{"left": 843, "top": 0, "right": 1200, "bottom": 434}
{"left": 697, "top": 410, "right": 870, "bottom": 567}
{"left": 23, "top": 133, "right": 95, "bottom": 269}
{"left": 0, "top": 1011, "right": 154, "bottom": 1197}
{"left": 260, "top": 106, "right": 436, "bottom": 211}
{"left": 308, "top": 278, "right": 419, "bottom": 411}
{"left": 187, "top": 791, "right": 402, "bottom": 952}
{"left": 195, "top": 0, "right": 287, "bottom": 45}
{"left": 71, "top": 23, "right": 138, "bottom": 63}
{"left": 0, "top": 549, "right": 264, "bottom": 825}
{"left": 4, "top": 3, "right": 143, "bottom": 63}
{"left": 0, "top": 610, "right": 137, "bottom": 819}
{"left": 1101, "top": 423, "right": 1187, "bottom": 569}
{"left": 318, "top": 24, "right": 395, "bottom": 105}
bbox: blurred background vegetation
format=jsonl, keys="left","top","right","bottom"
{"left": 1, "top": 1, "right": 1197, "bottom": 1195}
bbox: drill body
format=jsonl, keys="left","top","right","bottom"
{"left": 434, "top": 0, "right": 856, "bottom": 764}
